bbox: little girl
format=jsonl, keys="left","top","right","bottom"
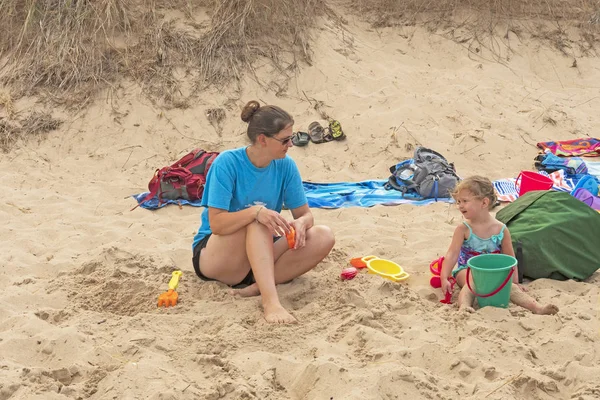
{"left": 439, "top": 175, "right": 559, "bottom": 314}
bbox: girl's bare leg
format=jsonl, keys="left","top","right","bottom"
{"left": 510, "top": 285, "right": 559, "bottom": 315}
{"left": 455, "top": 270, "right": 476, "bottom": 312}
{"left": 457, "top": 285, "right": 476, "bottom": 312}
{"left": 454, "top": 270, "right": 558, "bottom": 315}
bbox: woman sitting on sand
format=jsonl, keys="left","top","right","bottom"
{"left": 192, "top": 100, "right": 335, "bottom": 324}
{"left": 439, "top": 176, "right": 558, "bottom": 314}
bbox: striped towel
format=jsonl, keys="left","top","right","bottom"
{"left": 493, "top": 170, "right": 574, "bottom": 203}
{"left": 584, "top": 161, "right": 600, "bottom": 179}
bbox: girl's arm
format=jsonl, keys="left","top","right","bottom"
{"left": 439, "top": 225, "right": 466, "bottom": 295}
{"left": 501, "top": 228, "right": 519, "bottom": 284}
{"left": 440, "top": 224, "right": 466, "bottom": 279}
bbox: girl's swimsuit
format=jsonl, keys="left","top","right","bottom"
{"left": 452, "top": 221, "right": 506, "bottom": 277}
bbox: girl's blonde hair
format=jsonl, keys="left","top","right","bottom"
{"left": 452, "top": 175, "right": 497, "bottom": 208}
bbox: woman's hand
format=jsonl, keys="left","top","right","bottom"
{"left": 255, "top": 206, "right": 291, "bottom": 237}
{"left": 289, "top": 218, "right": 308, "bottom": 250}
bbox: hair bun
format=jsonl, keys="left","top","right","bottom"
{"left": 240, "top": 100, "right": 260, "bottom": 122}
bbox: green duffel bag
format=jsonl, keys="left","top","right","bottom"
{"left": 496, "top": 190, "right": 600, "bottom": 281}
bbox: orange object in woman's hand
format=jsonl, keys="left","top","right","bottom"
{"left": 286, "top": 227, "right": 296, "bottom": 249}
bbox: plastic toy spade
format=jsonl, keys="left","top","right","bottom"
{"left": 157, "top": 271, "right": 182, "bottom": 307}
{"left": 429, "top": 257, "right": 455, "bottom": 304}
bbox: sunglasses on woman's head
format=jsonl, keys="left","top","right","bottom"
{"left": 269, "top": 135, "right": 293, "bottom": 146}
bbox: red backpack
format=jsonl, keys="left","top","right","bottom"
{"left": 137, "top": 149, "right": 219, "bottom": 208}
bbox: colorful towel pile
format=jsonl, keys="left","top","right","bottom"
{"left": 492, "top": 170, "right": 575, "bottom": 203}
{"left": 529, "top": 137, "right": 600, "bottom": 210}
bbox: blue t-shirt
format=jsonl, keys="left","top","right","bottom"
{"left": 192, "top": 147, "right": 307, "bottom": 249}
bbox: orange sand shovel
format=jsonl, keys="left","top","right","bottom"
{"left": 157, "top": 270, "right": 182, "bottom": 307}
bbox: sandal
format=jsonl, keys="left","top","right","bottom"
{"left": 328, "top": 119, "right": 345, "bottom": 141}
{"left": 292, "top": 131, "right": 310, "bottom": 147}
{"left": 308, "top": 121, "right": 327, "bottom": 144}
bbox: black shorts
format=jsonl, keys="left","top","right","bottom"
{"left": 192, "top": 234, "right": 255, "bottom": 288}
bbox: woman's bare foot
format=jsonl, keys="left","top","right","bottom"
{"left": 263, "top": 302, "right": 297, "bottom": 324}
{"left": 534, "top": 303, "right": 559, "bottom": 315}
{"left": 231, "top": 283, "right": 260, "bottom": 297}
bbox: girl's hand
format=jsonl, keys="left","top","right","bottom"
{"left": 289, "top": 219, "right": 307, "bottom": 250}
{"left": 441, "top": 277, "right": 453, "bottom": 296}
{"left": 255, "top": 206, "right": 291, "bottom": 237}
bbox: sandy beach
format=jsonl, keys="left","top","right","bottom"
{"left": 1, "top": 3, "right": 600, "bottom": 399}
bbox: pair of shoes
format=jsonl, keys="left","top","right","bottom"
{"left": 308, "top": 120, "right": 345, "bottom": 144}
{"left": 292, "top": 131, "right": 310, "bottom": 146}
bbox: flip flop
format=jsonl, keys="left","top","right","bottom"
{"left": 292, "top": 131, "right": 310, "bottom": 147}
{"left": 328, "top": 119, "right": 345, "bottom": 141}
{"left": 308, "top": 121, "right": 327, "bottom": 144}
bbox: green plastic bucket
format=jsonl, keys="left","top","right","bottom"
{"left": 466, "top": 254, "right": 516, "bottom": 308}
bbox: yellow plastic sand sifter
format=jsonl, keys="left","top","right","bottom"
{"left": 361, "top": 256, "right": 410, "bottom": 282}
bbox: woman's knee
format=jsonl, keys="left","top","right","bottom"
{"left": 246, "top": 220, "right": 272, "bottom": 238}
{"left": 308, "top": 225, "right": 335, "bottom": 252}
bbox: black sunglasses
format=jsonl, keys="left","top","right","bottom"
{"left": 269, "top": 135, "right": 293, "bottom": 145}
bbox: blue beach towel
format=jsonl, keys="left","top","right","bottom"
{"left": 302, "top": 180, "right": 452, "bottom": 208}
{"left": 132, "top": 180, "right": 453, "bottom": 210}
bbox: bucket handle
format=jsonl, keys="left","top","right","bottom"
{"left": 391, "top": 271, "right": 410, "bottom": 282}
{"left": 429, "top": 256, "right": 444, "bottom": 276}
{"left": 515, "top": 173, "right": 523, "bottom": 190}
{"left": 466, "top": 267, "right": 514, "bottom": 298}
{"left": 361, "top": 255, "right": 378, "bottom": 263}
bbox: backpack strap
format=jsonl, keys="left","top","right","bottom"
{"left": 424, "top": 177, "right": 440, "bottom": 200}
{"left": 136, "top": 169, "right": 162, "bottom": 205}
{"left": 130, "top": 168, "right": 163, "bottom": 211}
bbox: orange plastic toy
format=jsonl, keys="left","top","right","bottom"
{"left": 349, "top": 257, "right": 367, "bottom": 269}
{"left": 286, "top": 227, "right": 296, "bottom": 249}
{"left": 157, "top": 270, "right": 182, "bottom": 307}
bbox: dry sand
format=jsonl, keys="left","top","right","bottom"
{"left": 2, "top": 10, "right": 600, "bottom": 400}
